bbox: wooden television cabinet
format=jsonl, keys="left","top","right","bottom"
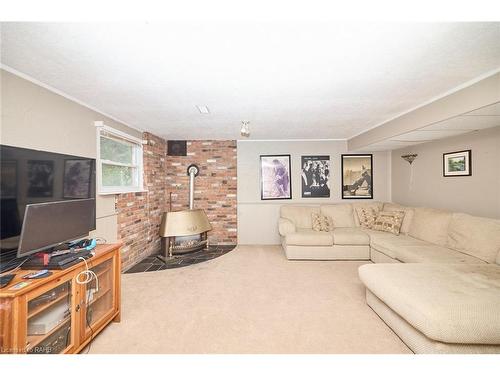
{"left": 0, "top": 243, "right": 121, "bottom": 354}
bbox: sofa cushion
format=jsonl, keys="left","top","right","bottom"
{"left": 285, "top": 229, "right": 334, "bottom": 246}
{"left": 332, "top": 228, "right": 370, "bottom": 246}
{"left": 370, "top": 234, "right": 427, "bottom": 259}
{"left": 408, "top": 207, "right": 452, "bottom": 247}
{"left": 355, "top": 206, "right": 379, "bottom": 229}
{"left": 395, "top": 244, "right": 486, "bottom": 264}
{"left": 311, "top": 213, "right": 333, "bottom": 232}
{"left": 352, "top": 202, "right": 384, "bottom": 226}
{"left": 447, "top": 213, "right": 500, "bottom": 264}
{"left": 280, "top": 205, "right": 320, "bottom": 229}
{"left": 383, "top": 203, "right": 414, "bottom": 234}
{"left": 372, "top": 211, "right": 405, "bottom": 235}
{"left": 320, "top": 204, "right": 355, "bottom": 227}
{"left": 359, "top": 263, "right": 500, "bottom": 344}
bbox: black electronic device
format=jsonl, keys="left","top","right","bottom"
{"left": 0, "top": 274, "right": 15, "bottom": 288}
{"left": 22, "top": 251, "right": 93, "bottom": 270}
{"left": 1, "top": 144, "right": 96, "bottom": 264}
{"left": 72, "top": 239, "right": 92, "bottom": 249}
{"left": 17, "top": 199, "right": 95, "bottom": 258}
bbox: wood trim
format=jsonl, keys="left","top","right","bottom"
{"left": 113, "top": 247, "right": 122, "bottom": 323}
{"left": 74, "top": 310, "right": 120, "bottom": 353}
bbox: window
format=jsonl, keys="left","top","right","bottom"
{"left": 96, "top": 122, "right": 144, "bottom": 194}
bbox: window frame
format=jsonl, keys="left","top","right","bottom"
{"left": 95, "top": 121, "right": 145, "bottom": 195}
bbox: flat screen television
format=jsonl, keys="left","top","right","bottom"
{"left": 18, "top": 199, "right": 95, "bottom": 257}
{"left": 0, "top": 145, "right": 96, "bottom": 257}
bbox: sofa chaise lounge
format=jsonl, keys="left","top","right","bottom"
{"left": 278, "top": 202, "right": 500, "bottom": 353}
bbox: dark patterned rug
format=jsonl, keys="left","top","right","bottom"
{"left": 125, "top": 245, "right": 236, "bottom": 273}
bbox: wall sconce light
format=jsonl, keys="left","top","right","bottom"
{"left": 401, "top": 154, "right": 418, "bottom": 190}
{"left": 401, "top": 154, "right": 418, "bottom": 164}
{"left": 240, "top": 121, "right": 250, "bottom": 137}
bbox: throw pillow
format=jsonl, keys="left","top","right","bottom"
{"left": 312, "top": 213, "right": 333, "bottom": 232}
{"left": 372, "top": 211, "right": 405, "bottom": 235}
{"left": 355, "top": 206, "right": 379, "bottom": 229}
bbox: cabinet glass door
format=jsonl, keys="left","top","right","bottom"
{"left": 26, "top": 280, "right": 73, "bottom": 354}
{"left": 83, "top": 258, "right": 115, "bottom": 338}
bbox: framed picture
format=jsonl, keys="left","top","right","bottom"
{"left": 1, "top": 160, "right": 17, "bottom": 198}
{"left": 27, "top": 160, "right": 54, "bottom": 198}
{"left": 64, "top": 159, "right": 93, "bottom": 198}
{"left": 260, "top": 155, "right": 292, "bottom": 200}
{"left": 443, "top": 150, "right": 471, "bottom": 177}
{"left": 301, "top": 155, "right": 330, "bottom": 198}
{"left": 341, "top": 154, "right": 373, "bottom": 199}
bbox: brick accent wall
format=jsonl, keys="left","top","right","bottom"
{"left": 117, "top": 133, "right": 168, "bottom": 270}
{"left": 117, "top": 136, "right": 237, "bottom": 270}
{"left": 166, "top": 141, "right": 237, "bottom": 245}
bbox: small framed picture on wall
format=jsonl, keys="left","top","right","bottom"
{"left": 260, "top": 155, "right": 292, "bottom": 200}
{"left": 443, "top": 150, "right": 471, "bottom": 177}
{"left": 341, "top": 154, "right": 373, "bottom": 199}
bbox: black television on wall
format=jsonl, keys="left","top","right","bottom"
{"left": 0, "top": 144, "right": 96, "bottom": 253}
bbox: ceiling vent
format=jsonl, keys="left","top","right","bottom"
{"left": 196, "top": 105, "right": 210, "bottom": 114}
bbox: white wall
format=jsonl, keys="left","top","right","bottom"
{"left": 392, "top": 126, "right": 500, "bottom": 218}
{"left": 237, "top": 140, "right": 391, "bottom": 244}
{"left": 1, "top": 69, "right": 143, "bottom": 242}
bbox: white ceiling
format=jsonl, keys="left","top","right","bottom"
{"left": 1, "top": 22, "right": 500, "bottom": 140}
{"left": 355, "top": 102, "right": 500, "bottom": 152}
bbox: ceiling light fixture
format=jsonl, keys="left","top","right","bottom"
{"left": 240, "top": 121, "right": 250, "bottom": 137}
{"left": 196, "top": 105, "right": 210, "bottom": 114}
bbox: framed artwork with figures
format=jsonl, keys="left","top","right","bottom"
{"left": 260, "top": 155, "right": 292, "bottom": 200}
{"left": 301, "top": 155, "right": 330, "bottom": 198}
{"left": 341, "top": 154, "right": 373, "bottom": 199}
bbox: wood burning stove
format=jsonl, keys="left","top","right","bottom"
{"left": 158, "top": 164, "right": 212, "bottom": 260}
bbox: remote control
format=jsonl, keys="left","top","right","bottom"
{"left": 23, "top": 269, "right": 50, "bottom": 279}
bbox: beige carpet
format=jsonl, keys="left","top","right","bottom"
{"left": 89, "top": 245, "right": 411, "bottom": 354}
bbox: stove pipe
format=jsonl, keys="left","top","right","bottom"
{"left": 187, "top": 164, "right": 200, "bottom": 210}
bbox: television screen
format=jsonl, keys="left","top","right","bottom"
{"left": 0, "top": 145, "right": 96, "bottom": 253}
{"left": 18, "top": 199, "right": 95, "bottom": 258}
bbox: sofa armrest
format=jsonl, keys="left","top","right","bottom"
{"left": 279, "top": 218, "right": 296, "bottom": 236}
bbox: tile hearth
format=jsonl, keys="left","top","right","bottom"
{"left": 125, "top": 245, "right": 236, "bottom": 273}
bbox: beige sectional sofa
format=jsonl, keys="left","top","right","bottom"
{"left": 279, "top": 203, "right": 375, "bottom": 261}
{"left": 278, "top": 202, "right": 500, "bottom": 353}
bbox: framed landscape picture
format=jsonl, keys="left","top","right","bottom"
{"left": 301, "top": 155, "right": 330, "bottom": 198}
{"left": 443, "top": 150, "right": 471, "bottom": 177}
{"left": 341, "top": 154, "right": 373, "bottom": 199}
{"left": 260, "top": 155, "right": 292, "bottom": 200}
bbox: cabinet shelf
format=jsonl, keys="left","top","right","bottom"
{"left": 94, "top": 267, "right": 110, "bottom": 278}
{"left": 26, "top": 316, "right": 71, "bottom": 351}
{"left": 27, "top": 292, "right": 70, "bottom": 319}
{"left": 87, "top": 287, "right": 111, "bottom": 307}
